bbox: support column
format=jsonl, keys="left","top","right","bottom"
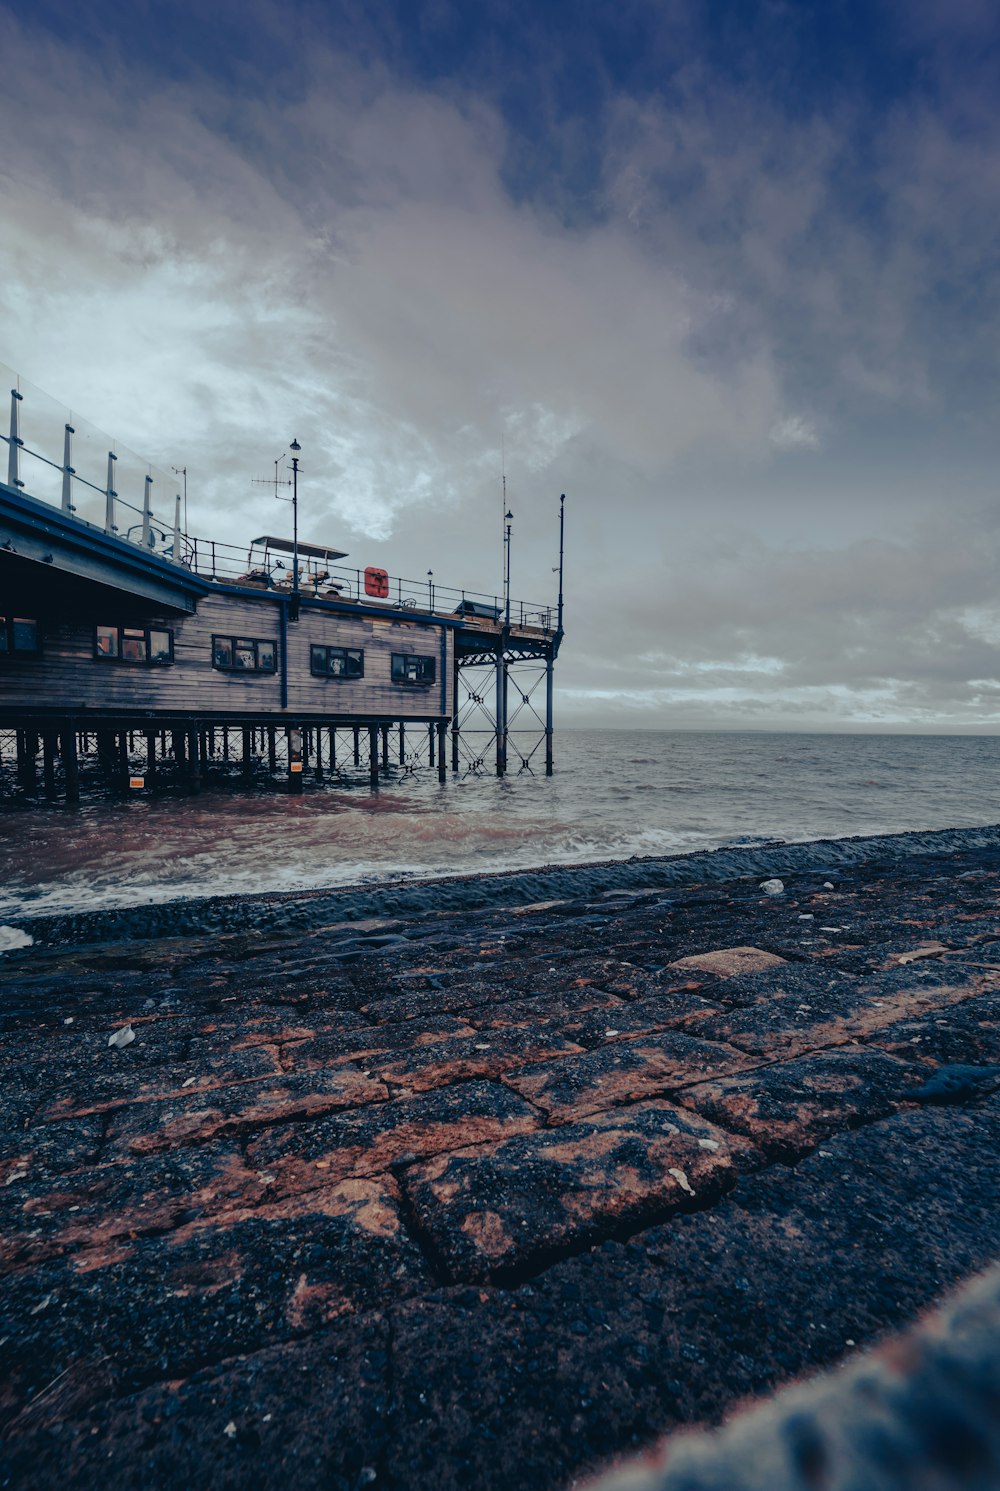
{"left": 545, "top": 652, "right": 554, "bottom": 776}
{"left": 172, "top": 729, "right": 186, "bottom": 768}
{"left": 398, "top": 722, "right": 405, "bottom": 765}
{"left": 287, "top": 727, "right": 303, "bottom": 794}
{"left": 381, "top": 724, "right": 389, "bottom": 772}
{"left": 368, "top": 725, "right": 379, "bottom": 790}
{"left": 428, "top": 722, "right": 435, "bottom": 767}
{"left": 145, "top": 732, "right": 158, "bottom": 787}
{"left": 186, "top": 726, "right": 201, "bottom": 793}
{"left": 437, "top": 722, "right": 447, "bottom": 784}
{"left": 7, "top": 388, "right": 23, "bottom": 489}
{"left": 117, "top": 732, "right": 129, "bottom": 792}
{"left": 267, "top": 726, "right": 277, "bottom": 771}
{"left": 451, "top": 652, "right": 460, "bottom": 772}
{"left": 353, "top": 727, "right": 361, "bottom": 767}
{"left": 495, "top": 651, "right": 506, "bottom": 777}
{"left": 242, "top": 727, "right": 253, "bottom": 776}
{"left": 314, "top": 727, "right": 324, "bottom": 780}
{"left": 16, "top": 731, "right": 37, "bottom": 791}
{"left": 62, "top": 724, "right": 79, "bottom": 804}
{"left": 329, "top": 727, "right": 337, "bottom": 769}
{"left": 42, "top": 731, "right": 58, "bottom": 799}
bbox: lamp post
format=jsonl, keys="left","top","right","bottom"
{"left": 503, "top": 508, "right": 513, "bottom": 628}
{"left": 289, "top": 439, "right": 301, "bottom": 611}
{"left": 427, "top": 569, "right": 434, "bottom": 611}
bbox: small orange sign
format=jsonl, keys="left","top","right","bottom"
{"left": 289, "top": 761, "right": 303, "bottom": 773}
{"left": 129, "top": 776, "right": 145, "bottom": 789}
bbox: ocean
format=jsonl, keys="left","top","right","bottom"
{"left": 1, "top": 728, "right": 998, "bottom": 919}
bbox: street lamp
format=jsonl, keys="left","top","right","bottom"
{"left": 289, "top": 438, "right": 301, "bottom": 620}
{"left": 427, "top": 569, "right": 434, "bottom": 611}
{"left": 503, "top": 508, "right": 513, "bottom": 628}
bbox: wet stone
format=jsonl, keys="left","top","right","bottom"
{"left": 676, "top": 1048, "right": 928, "bottom": 1161}
{"left": 0, "top": 1115, "right": 105, "bottom": 1191}
{"left": 667, "top": 946, "right": 789, "bottom": 980}
{"left": 361, "top": 1027, "right": 586, "bottom": 1095}
{"left": 870, "top": 990, "right": 1000, "bottom": 1066}
{"left": 40, "top": 1042, "right": 284, "bottom": 1121}
{"left": 503, "top": 1033, "right": 753, "bottom": 1122}
{"left": 246, "top": 1080, "right": 541, "bottom": 1196}
{"left": 283, "top": 1012, "right": 479, "bottom": 1070}
{"left": 104, "top": 1067, "right": 389, "bottom": 1157}
{"left": 401, "top": 1100, "right": 753, "bottom": 1281}
{"left": 0, "top": 1179, "right": 417, "bottom": 1424}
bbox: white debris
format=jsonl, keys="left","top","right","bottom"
{"left": 668, "top": 1167, "right": 696, "bottom": 1196}
{"left": 5, "top": 1169, "right": 28, "bottom": 1186}
{"left": 181, "top": 1076, "right": 197, "bottom": 1088}
{"left": 798, "top": 914, "right": 814, "bottom": 921}
{"left": 697, "top": 1138, "right": 720, "bottom": 1151}
{"left": 759, "top": 879, "right": 785, "bottom": 896}
{"left": 0, "top": 925, "right": 33, "bottom": 952}
{"left": 108, "top": 1024, "right": 135, "bottom": 1050}
{"left": 604, "top": 1029, "right": 620, "bottom": 1039}
{"left": 223, "top": 1421, "right": 237, "bottom": 1439}
{"left": 63, "top": 1017, "right": 74, "bottom": 1025}
{"left": 823, "top": 881, "right": 835, "bottom": 890}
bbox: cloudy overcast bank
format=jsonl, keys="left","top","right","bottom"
{"left": 2, "top": 0, "right": 999, "bottom": 731}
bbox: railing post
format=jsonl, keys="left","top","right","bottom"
{"left": 61, "top": 424, "right": 75, "bottom": 511}
{"left": 7, "top": 389, "right": 23, "bottom": 489}
{"left": 105, "top": 451, "right": 118, "bottom": 533}
{"left": 142, "top": 474, "right": 153, "bottom": 549}
{"left": 172, "top": 493, "right": 182, "bottom": 563}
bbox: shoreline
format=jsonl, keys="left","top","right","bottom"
{"left": 6, "top": 820, "right": 1000, "bottom": 949}
{"left": 2, "top": 825, "right": 1000, "bottom": 1489}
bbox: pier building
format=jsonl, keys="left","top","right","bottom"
{"left": 0, "top": 379, "right": 564, "bottom": 800}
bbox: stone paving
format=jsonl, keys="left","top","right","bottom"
{"left": 1, "top": 831, "right": 999, "bottom": 1489}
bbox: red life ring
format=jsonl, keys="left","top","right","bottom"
{"left": 364, "top": 566, "right": 390, "bottom": 598}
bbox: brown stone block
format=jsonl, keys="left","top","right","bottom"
{"left": 465, "top": 987, "right": 628, "bottom": 1034}
{"left": 667, "top": 947, "right": 788, "bottom": 979}
{"left": 503, "top": 1033, "right": 753, "bottom": 1122}
{"left": 679, "top": 966, "right": 995, "bottom": 1056}
{"left": 361, "top": 1028, "right": 585, "bottom": 1096}
{"left": 104, "top": 1066, "right": 389, "bottom": 1157}
{"left": 246, "top": 1081, "right": 540, "bottom": 1196}
{"left": 40, "top": 1043, "right": 285, "bottom": 1122}
{"left": 283, "top": 1013, "right": 478, "bottom": 1070}
{"left": 675, "top": 1048, "right": 927, "bottom": 1160}
{"left": 401, "top": 1100, "right": 751, "bottom": 1281}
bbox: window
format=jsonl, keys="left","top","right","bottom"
{"left": 212, "top": 635, "right": 277, "bottom": 673}
{"left": 0, "top": 616, "right": 40, "bottom": 656}
{"left": 391, "top": 652, "right": 435, "bottom": 685}
{"left": 311, "top": 645, "right": 364, "bottom": 679}
{"left": 95, "top": 624, "right": 173, "bottom": 664}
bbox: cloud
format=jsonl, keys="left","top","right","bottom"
{"left": 769, "top": 416, "right": 820, "bottom": 451}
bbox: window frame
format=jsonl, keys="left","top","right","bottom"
{"left": 94, "top": 624, "right": 173, "bottom": 665}
{"left": 0, "top": 615, "right": 41, "bottom": 658}
{"left": 211, "top": 634, "right": 278, "bottom": 674}
{"left": 310, "top": 644, "right": 365, "bottom": 680}
{"left": 391, "top": 652, "right": 436, "bottom": 686}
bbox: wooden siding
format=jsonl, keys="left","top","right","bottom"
{"left": 0, "top": 590, "right": 454, "bottom": 722}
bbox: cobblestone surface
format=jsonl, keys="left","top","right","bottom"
{"left": 1, "top": 827, "right": 999, "bottom": 1489}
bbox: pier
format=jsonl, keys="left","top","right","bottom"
{"left": 0, "top": 377, "right": 565, "bottom": 802}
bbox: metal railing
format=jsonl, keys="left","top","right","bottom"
{"left": 183, "top": 536, "right": 554, "bottom": 631}
{"left": 0, "top": 366, "right": 553, "bottom": 633}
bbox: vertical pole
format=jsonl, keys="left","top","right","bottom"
{"left": 172, "top": 729, "right": 186, "bottom": 767}
{"left": 42, "top": 731, "right": 57, "bottom": 799}
{"left": 105, "top": 452, "right": 118, "bottom": 533}
{"left": 437, "top": 722, "right": 447, "bottom": 783}
{"left": 545, "top": 651, "right": 554, "bottom": 776}
{"left": 428, "top": 722, "right": 435, "bottom": 767}
{"left": 267, "top": 726, "right": 277, "bottom": 771}
{"left": 368, "top": 725, "right": 379, "bottom": 790}
{"left": 353, "top": 727, "right": 360, "bottom": 766}
{"left": 495, "top": 650, "right": 505, "bottom": 776}
{"left": 451, "top": 652, "right": 460, "bottom": 772}
{"left": 222, "top": 727, "right": 230, "bottom": 762}
{"left": 381, "top": 723, "right": 389, "bottom": 771}
{"left": 242, "top": 727, "right": 253, "bottom": 775}
{"left": 186, "top": 726, "right": 201, "bottom": 792}
{"left": 314, "top": 726, "right": 323, "bottom": 780}
{"left": 172, "top": 492, "right": 182, "bottom": 563}
{"left": 117, "top": 732, "right": 129, "bottom": 791}
{"left": 398, "top": 722, "right": 405, "bottom": 764}
{"left": 16, "top": 731, "right": 35, "bottom": 791}
{"left": 7, "top": 388, "right": 23, "bottom": 489}
{"left": 329, "top": 726, "right": 337, "bottom": 769}
{"left": 62, "top": 724, "right": 79, "bottom": 803}
{"left": 287, "top": 726, "right": 303, "bottom": 794}
{"left": 142, "top": 474, "right": 153, "bottom": 548}
{"left": 61, "top": 424, "right": 75, "bottom": 511}
{"left": 145, "top": 731, "right": 157, "bottom": 786}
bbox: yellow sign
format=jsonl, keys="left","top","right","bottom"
{"left": 289, "top": 761, "right": 303, "bottom": 773}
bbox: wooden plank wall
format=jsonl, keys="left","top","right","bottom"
{"left": 0, "top": 590, "right": 454, "bottom": 721}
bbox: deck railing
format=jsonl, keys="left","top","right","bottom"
{"left": 0, "top": 367, "right": 553, "bottom": 633}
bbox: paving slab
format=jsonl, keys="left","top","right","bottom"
{"left": 402, "top": 1100, "right": 753, "bottom": 1280}
{"left": 503, "top": 1032, "right": 753, "bottom": 1121}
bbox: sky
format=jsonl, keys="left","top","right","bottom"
{"left": 2, "top": 0, "right": 1000, "bottom": 731}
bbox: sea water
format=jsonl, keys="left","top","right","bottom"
{"left": 1, "top": 729, "right": 998, "bottom": 917}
